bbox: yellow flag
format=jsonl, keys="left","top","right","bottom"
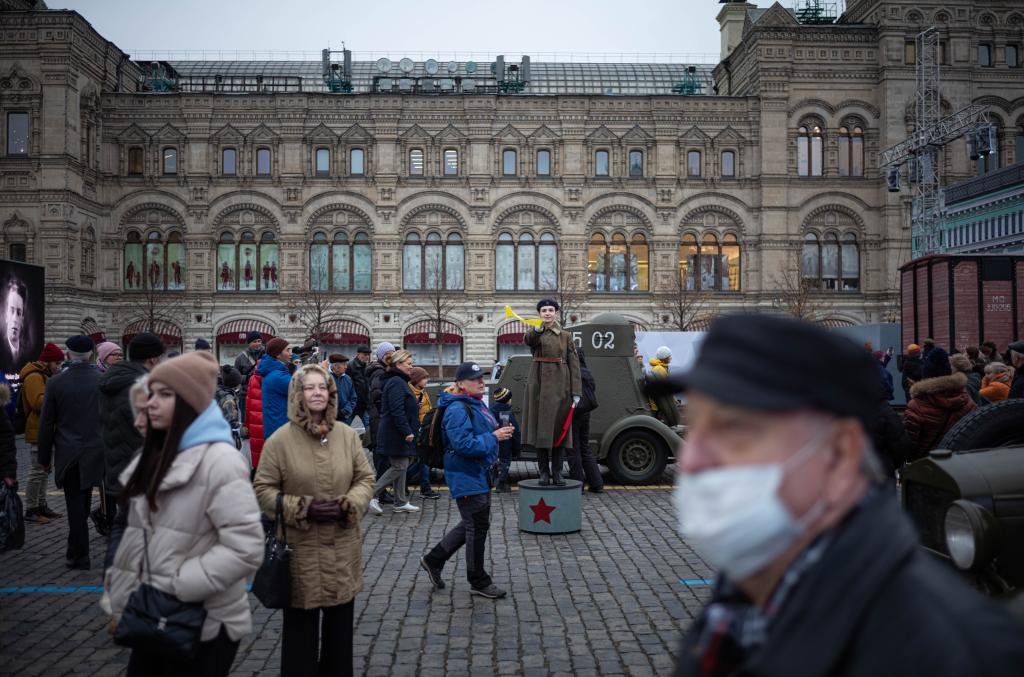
{"left": 504, "top": 305, "right": 543, "bottom": 327}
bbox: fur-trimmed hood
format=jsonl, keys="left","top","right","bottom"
{"left": 287, "top": 364, "right": 338, "bottom": 438}
{"left": 0, "top": 382, "right": 10, "bottom": 408}
{"left": 909, "top": 371, "right": 968, "bottom": 399}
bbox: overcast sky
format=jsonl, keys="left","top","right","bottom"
{"left": 53, "top": 0, "right": 780, "bottom": 63}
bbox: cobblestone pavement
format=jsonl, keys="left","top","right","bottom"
{"left": 0, "top": 438, "right": 713, "bottom": 676}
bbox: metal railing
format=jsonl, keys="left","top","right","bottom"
{"left": 945, "top": 162, "right": 1024, "bottom": 205}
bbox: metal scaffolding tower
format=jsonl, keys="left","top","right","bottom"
{"left": 879, "top": 27, "right": 992, "bottom": 259}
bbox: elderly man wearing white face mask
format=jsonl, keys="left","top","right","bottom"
{"left": 648, "top": 314, "right": 1024, "bottom": 677}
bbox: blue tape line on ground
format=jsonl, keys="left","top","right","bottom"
{"left": 680, "top": 579, "right": 712, "bottom": 586}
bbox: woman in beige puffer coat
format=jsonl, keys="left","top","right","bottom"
{"left": 100, "top": 352, "right": 264, "bottom": 676}
{"left": 253, "top": 363, "right": 375, "bottom": 677}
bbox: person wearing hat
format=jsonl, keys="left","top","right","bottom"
{"left": 194, "top": 338, "right": 212, "bottom": 353}
{"left": 98, "top": 332, "right": 165, "bottom": 531}
{"left": 487, "top": 386, "right": 520, "bottom": 493}
{"left": 980, "top": 362, "right": 1013, "bottom": 403}
{"left": 903, "top": 347, "right": 976, "bottom": 460}
{"left": 253, "top": 363, "right": 375, "bottom": 676}
{"left": 366, "top": 342, "right": 396, "bottom": 488}
{"left": 328, "top": 354, "right": 358, "bottom": 425}
{"left": 257, "top": 337, "right": 292, "bottom": 445}
{"left": 1008, "top": 340, "right": 1024, "bottom": 399}
{"left": 522, "top": 299, "right": 581, "bottom": 486}
{"left": 19, "top": 341, "right": 68, "bottom": 523}
{"left": 96, "top": 341, "right": 124, "bottom": 374}
{"left": 648, "top": 345, "right": 680, "bottom": 427}
{"left": 234, "top": 331, "right": 265, "bottom": 424}
{"left": 101, "top": 352, "right": 264, "bottom": 675}
{"left": 896, "top": 343, "right": 924, "bottom": 402}
{"left": 649, "top": 314, "right": 1024, "bottom": 676}
{"left": 420, "top": 361, "right": 513, "bottom": 599}
{"left": 406, "top": 366, "right": 441, "bottom": 500}
{"left": 349, "top": 344, "right": 372, "bottom": 428}
{"left": 36, "top": 336, "right": 103, "bottom": 567}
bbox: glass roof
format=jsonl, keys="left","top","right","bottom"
{"left": 159, "top": 60, "right": 717, "bottom": 96}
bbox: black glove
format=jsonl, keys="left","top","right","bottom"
{"left": 307, "top": 499, "right": 343, "bottom": 523}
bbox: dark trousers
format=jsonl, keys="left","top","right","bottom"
{"left": 127, "top": 627, "right": 239, "bottom": 677}
{"left": 62, "top": 465, "right": 93, "bottom": 563}
{"left": 281, "top": 601, "right": 354, "bottom": 677}
{"left": 425, "top": 492, "right": 492, "bottom": 589}
{"left": 372, "top": 451, "right": 389, "bottom": 479}
{"left": 567, "top": 415, "right": 603, "bottom": 490}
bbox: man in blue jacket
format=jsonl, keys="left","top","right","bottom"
{"left": 258, "top": 337, "right": 292, "bottom": 441}
{"left": 328, "top": 353, "right": 358, "bottom": 425}
{"left": 420, "top": 361, "right": 514, "bottom": 599}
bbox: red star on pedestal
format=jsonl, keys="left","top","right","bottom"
{"left": 530, "top": 497, "right": 556, "bottom": 524}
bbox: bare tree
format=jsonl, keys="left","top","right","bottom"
{"left": 296, "top": 266, "right": 349, "bottom": 347}
{"left": 409, "top": 257, "right": 461, "bottom": 378}
{"left": 656, "top": 271, "right": 712, "bottom": 331}
{"left": 127, "top": 284, "right": 190, "bottom": 335}
{"left": 547, "top": 266, "right": 588, "bottom": 327}
{"left": 769, "top": 266, "right": 826, "bottom": 322}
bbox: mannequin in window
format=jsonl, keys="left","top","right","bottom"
{"left": 172, "top": 260, "right": 182, "bottom": 287}
{"left": 270, "top": 262, "right": 278, "bottom": 284}
{"left": 522, "top": 299, "right": 581, "bottom": 486}
{"left": 262, "top": 262, "right": 270, "bottom": 287}
{"left": 220, "top": 262, "right": 231, "bottom": 288}
{"left": 125, "top": 260, "right": 136, "bottom": 289}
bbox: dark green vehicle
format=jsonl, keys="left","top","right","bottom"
{"left": 491, "top": 313, "right": 682, "bottom": 484}
{"left": 900, "top": 399, "right": 1024, "bottom": 604}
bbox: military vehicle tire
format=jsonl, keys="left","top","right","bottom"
{"left": 938, "top": 399, "right": 1024, "bottom": 451}
{"left": 607, "top": 429, "right": 668, "bottom": 484}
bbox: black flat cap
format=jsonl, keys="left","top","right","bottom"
{"left": 644, "top": 314, "right": 880, "bottom": 423}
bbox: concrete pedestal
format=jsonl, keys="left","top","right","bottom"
{"left": 518, "top": 478, "right": 583, "bottom": 534}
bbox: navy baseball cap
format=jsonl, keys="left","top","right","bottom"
{"left": 454, "top": 361, "right": 485, "bottom": 381}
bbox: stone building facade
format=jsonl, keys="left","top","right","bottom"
{"left": 1, "top": 0, "right": 1023, "bottom": 370}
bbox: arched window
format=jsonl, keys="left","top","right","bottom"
{"left": 123, "top": 229, "right": 186, "bottom": 291}
{"left": 128, "top": 147, "right": 144, "bottom": 175}
{"left": 588, "top": 232, "right": 649, "bottom": 292}
{"left": 721, "top": 150, "right": 735, "bottom": 177}
{"left": 6, "top": 112, "right": 28, "bottom": 156}
{"left": 222, "top": 148, "right": 237, "bottom": 175}
{"left": 503, "top": 149, "right": 517, "bottom": 176}
{"left": 256, "top": 147, "right": 271, "bottom": 176}
{"left": 838, "top": 126, "right": 864, "bottom": 177}
{"left": 495, "top": 231, "right": 558, "bottom": 291}
{"left": 537, "top": 149, "right": 551, "bottom": 176}
{"left": 801, "top": 231, "right": 859, "bottom": 291}
{"left": 315, "top": 147, "right": 330, "bottom": 176}
{"left": 409, "top": 148, "right": 424, "bottom": 175}
{"left": 687, "top": 150, "right": 702, "bottom": 177}
{"left": 310, "top": 230, "right": 373, "bottom": 292}
{"left": 350, "top": 148, "right": 365, "bottom": 175}
{"left": 403, "top": 231, "right": 464, "bottom": 291}
{"left": 678, "top": 232, "right": 742, "bottom": 291}
{"left": 216, "top": 230, "right": 279, "bottom": 292}
{"left": 162, "top": 147, "right": 177, "bottom": 175}
{"left": 797, "top": 125, "right": 823, "bottom": 176}
{"left": 443, "top": 149, "right": 458, "bottom": 176}
{"left": 628, "top": 150, "right": 643, "bottom": 177}
{"left": 595, "top": 150, "right": 610, "bottom": 176}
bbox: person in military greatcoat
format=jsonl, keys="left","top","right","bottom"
{"left": 522, "top": 299, "right": 581, "bottom": 486}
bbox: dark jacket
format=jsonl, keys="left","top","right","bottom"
{"left": 875, "top": 360, "right": 894, "bottom": 402}
{"left": 1009, "top": 367, "right": 1024, "bottom": 399}
{"left": 488, "top": 400, "right": 521, "bottom": 460}
{"left": 332, "top": 372, "right": 358, "bottom": 425}
{"left": 376, "top": 369, "right": 419, "bottom": 458}
{"left": 439, "top": 389, "right": 498, "bottom": 499}
{"left": 674, "top": 492, "right": 1024, "bottom": 677}
{"left": 365, "top": 361, "right": 388, "bottom": 446}
{"left": 234, "top": 347, "right": 263, "bottom": 384}
{"left": 904, "top": 373, "right": 977, "bottom": 460}
{"left": 37, "top": 362, "right": 105, "bottom": 489}
{"left": 98, "top": 359, "right": 148, "bottom": 492}
{"left": 348, "top": 357, "right": 370, "bottom": 417}
{"left": 258, "top": 356, "right": 290, "bottom": 441}
{"left": 897, "top": 354, "right": 924, "bottom": 397}
{"left": 0, "top": 384, "right": 15, "bottom": 481}
{"left": 867, "top": 398, "right": 912, "bottom": 474}
{"left": 964, "top": 371, "right": 984, "bottom": 406}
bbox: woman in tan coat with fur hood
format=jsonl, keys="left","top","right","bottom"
{"left": 253, "top": 363, "right": 374, "bottom": 677}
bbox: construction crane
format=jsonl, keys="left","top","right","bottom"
{"left": 878, "top": 27, "right": 993, "bottom": 259}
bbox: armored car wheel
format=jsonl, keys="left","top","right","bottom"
{"left": 607, "top": 429, "right": 668, "bottom": 484}
{"left": 938, "top": 400, "right": 1024, "bottom": 451}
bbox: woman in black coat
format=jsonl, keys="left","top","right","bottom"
{"left": 368, "top": 351, "right": 421, "bottom": 515}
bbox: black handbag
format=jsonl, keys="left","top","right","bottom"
{"left": 113, "top": 530, "right": 207, "bottom": 659}
{"left": 251, "top": 493, "right": 291, "bottom": 609}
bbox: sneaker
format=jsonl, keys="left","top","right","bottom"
{"left": 24, "top": 509, "right": 50, "bottom": 524}
{"left": 420, "top": 489, "right": 441, "bottom": 500}
{"left": 379, "top": 491, "right": 396, "bottom": 505}
{"left": 393, "top": 502, "right": 420, "bottom": 513}
{"left": 368, "top": 498, "right": 384, "bottom": 515}
{"left": 90, "top": 508, "right": 111, "bottom": 537}
{"left": 470, "top": 584, "right": 507, "bottom": 599}
{"left": 38, "top": 505, "right": 63, "bottom": 519}
{"left": 420, "top": 556, "right": 446, "bottom": 590}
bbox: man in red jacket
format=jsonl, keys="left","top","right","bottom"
{"left": 245, "top": 355, "right": 266, "bottom": 471}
